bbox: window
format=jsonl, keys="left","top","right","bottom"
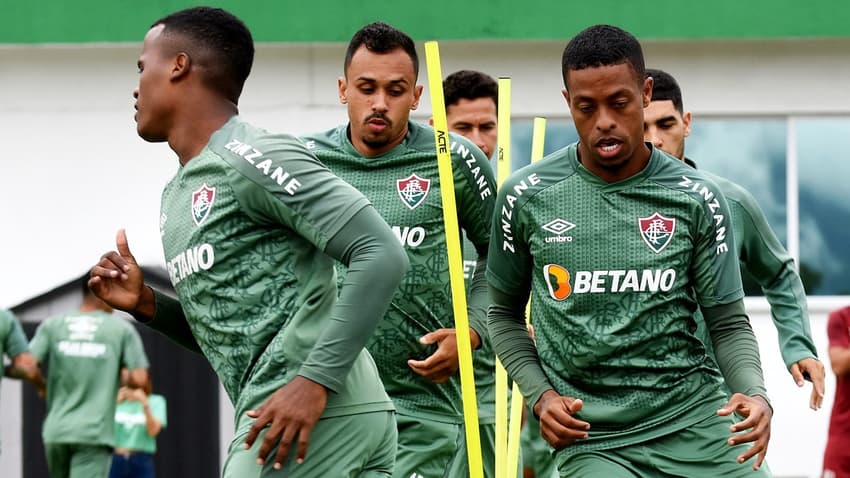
{"left": 796, "top": 118, "right": 850, "bottom": 295}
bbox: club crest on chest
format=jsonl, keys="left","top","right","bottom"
{"left": 638, "top": 212, "right": 675, "bottom": 254}
{"left": 396, "top": 174, "right": 431, "bottom": 210}
{"left": 191, "top": 183, "right": 216, "bottom": 226}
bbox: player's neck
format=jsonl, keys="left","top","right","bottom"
{"left": 171, "top": 101, "right": 238, "bottom": 165}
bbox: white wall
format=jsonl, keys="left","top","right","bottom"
{"left": 2, "top": 38, "right": 848, "bottom": 477}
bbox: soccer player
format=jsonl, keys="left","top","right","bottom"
{"left": 1, "top": 308, "right": 44, "bottom": 402}
{"left": 30, "top": 276, "right": 149, "bottom": 478}
{"left": 823, "top": 305, "right": 850, "bottom": 477}
{"left": 88, "top": 7, "right": 408, "bottom": 477}
{"left": 300, "top": 23, "right": 496, "bottom": 478}
{"left": 441, "top": 70, "right": 498, "bottom": 160}
{"left": 487, "top": 24, "right": 773, "bottom": 476}
{"left": 644, "top": 67, "right": 825, "bottom": 410}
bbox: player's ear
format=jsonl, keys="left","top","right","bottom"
{"left": 172, "top": 52, "right": 190, "bottom": 81}
{"left": 682, "top": 111, "right": 692, "bottom": 138}
{"left": 410, "top": 85, "right": 424, "bottom": 111}
{"left": 428, "top": 117, "right": 434, "bottom": 126}
{"left": 642, "top": 76, "right": 653, "bottom": 108}
{"left": 562, "top": 88, "right": 571, "bottom": 108}
{"left": 338, "top": 76, "right": 348, "bottom": 104}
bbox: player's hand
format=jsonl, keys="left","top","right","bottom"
{"left": 717, "top": 393, "right": 772, "bottom": 470}
{"left": 790, "top": 357, "right": 826, "bottom": 410}
{"left": 244, "top": 376, "right": 328, "bottom": 470}
{"left": 533, "top": 390, "right": 590, "bottom": 449}
{"left": 407, "top": 328, "right": 479, "bottom": 384}
{"left": 88, "top": 229, "right": 147, "bottom": 313}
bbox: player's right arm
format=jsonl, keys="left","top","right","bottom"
{"left": 729, "top": 186, "right": 824, "bottom": 408}
{"left": 486, "top": 175, "right": 589, "bottom": 449}
{"left": 1, "top": 311, "right": 45, "bottom": 394}
{"left": 89, "top": 229, "right": 202, "bottom": 354}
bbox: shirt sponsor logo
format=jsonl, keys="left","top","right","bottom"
{"left": 543, "top": 264, "right": 676, "bottom": 300}
{"left": 396, "top": 174, "right": 430, "bottom": 210}
{"left": 167, "top": 243, "right": 215, "bottom": 286}
{"left": 678, "top": 176, "right": 729, "bottom": 255}
{"left": 542, "top": 218, "right": 576, "bottom": 243}
{"left": 499, "top": 173, "right": 541, "bottom": 253}
{"left": 115, "top": 411, "right": 147, "bottom": 428}
{"left": 58, "top": 340, "right": 107, "bottom": 358}
{"left": 451, "top": 140, "right": 493, "bottom": 201}
{"left": 637, "top": 212, "right": 675, "bottom": 253}
{"left": 392, "top": 225, "right": 426, "bottom": 247}
{"left": 224, "top": 139, "right": 302, "bottom": 195}
{"left": 191, "top": 184, "right": 216, "bottom": 226}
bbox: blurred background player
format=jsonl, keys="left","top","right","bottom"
{"left": 643, "top": 67, "right": 825, "bottom": 410}
{"left": 89, "top": 7, "right": 407, "bottom": 477}
{"left": 823, "top": 305, "right": 850, "bottom": 477}
{"left": 301, "top": 23, "right": 496, "bottom": 478}
{"left": 30, "top": 275, "right": 149, "bottom": 478}
{"left": 487, "top": 24, "right": 772, "bottom": 476}
{"left": 2, "top": 308, "right": 44, "bottom": 393}
{"left": 109, "top": 371, "right": 167, "bottom": 478}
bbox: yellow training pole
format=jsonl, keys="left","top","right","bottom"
{"left": 505, "top": 116, "right": 547, "bottom": 478}
{"left": 494, "top": 77, "right": 512, "bottom": 478}
{"left": 424, "top": 41, "right": 483, "bottom": 478}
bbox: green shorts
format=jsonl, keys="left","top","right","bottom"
{"left": 555, "top": 412, "right": 772, "bottom": 477}
{"left": 44, "top": 442, "right": 112, "bottom": 478}
{"left": 521, "top": 417, "right": 557, "bottom": 478}
{"left": 393, "top": 413, "right": 463, "bottom": 478}
{"left": 225, "top": 411, "right": 397, "bottom": 478}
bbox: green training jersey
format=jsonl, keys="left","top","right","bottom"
{"left": 488, "top": 144, "right": 746, "bottom": 452}
{"left": 462, "top": 237, "right": 497, "bottom": 422}
{"left": 302, "top": 121, "right": 496, "bottom": 422}
{"left": 0, "top": 308, "right": 29, "bottom": 451}
{"left": 113, "top": 394, "right": 167, "bottom": 453}
{"left": 1, "top": 309, "right": 29, "bottom": 367}
{"left": 30, "top": 310, "right": 149, "bottom": 446}
{"left": 158, "top": 116, "right": 394, "bottom": 424}
{"left": 702, "top": 169, "right": 816, "bottom": 367}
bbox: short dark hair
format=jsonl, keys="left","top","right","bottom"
{"left": 344, "top": 22, "right": 418, "bottom": 79}
{"left": 152, "top": 7, "right": 254, "bottom": 103}
{"left": 79, "top": 273, "right": 93, "bottom": 298}
{"left": 645, "top": 68, "right": 684, "bottom": 114}
{"left": 443, "top": 70, "right": 498, "bottom": 109}
{"left": 562, "top": 24, "right": 645, "bottom": 88}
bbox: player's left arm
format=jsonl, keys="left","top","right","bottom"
{"left": 453, "top": 137, "right": 497, "bottom": 347}
{"left": 692, "top": 182, "right": 771, "bottom": 470}
{"left": 408, "top": 140, "right": 496, "bottom": 382}
{"left": 238, "top": 141, "right": 408, "bottom": 468}
{"left": 733, "top": 191, "right": 824, "bottom": 408}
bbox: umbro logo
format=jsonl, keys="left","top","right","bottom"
{"left": 542, "top": 218, "right": 575, "bottom": 243}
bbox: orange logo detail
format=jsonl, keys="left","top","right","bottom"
{"left": 543, "top": 264, "right": 571, "bottom": 300}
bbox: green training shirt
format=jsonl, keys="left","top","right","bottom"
{"left": 155, "top": 116, "right": 399, "bottom": 428}
{"left": 113, "top": 394, "right": 167, "bottom": 453}
{"left": 462, "top": 237, "right": 497, "bottom": 423}
{"left": 29, "top": 310, "right": 149, "bottom": 446}
{"left": 701, "top": 168, "right": 817, "bottom": 368}
{"left": 1, "top": 309, "right": 29, "bottom": 367}
{"left": 487, "top": 144, "right": 765, "bottom": 452}
{"left": 302, "top": 121, "right": 496, "bottom": 423}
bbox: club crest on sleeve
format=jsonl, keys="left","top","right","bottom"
{"left": 638, "top": 212, "right": 675, "bottom": 254}
{"left": 396, "top": 174, "right": 430, "bottom": 210}
{"left": 191, "top": 183, "right": 216, "bottom": 226}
